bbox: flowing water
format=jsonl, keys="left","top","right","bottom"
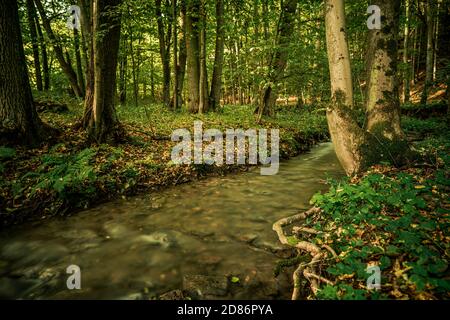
{"left": 0, "top": 143, "right": 343, "bottom": 299}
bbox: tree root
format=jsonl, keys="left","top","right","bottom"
{"left": 273, "top": 206, "right": 335, "bottom": 300}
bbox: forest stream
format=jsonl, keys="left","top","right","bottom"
{"left": 0, "top": 143, "right": 343, "bottom": 299}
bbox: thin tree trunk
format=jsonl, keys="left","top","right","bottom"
{"left": 256, "top": 0, "right": 297, "bottom": 120}
{"left": 35, "top": 13, "right": 49, "bottom": 90}
{"left": 129, "top": 28, "right": 138, "bottom": 108}
{"left": 421, "top": 0, "right": 435, "bottom": 105}
{"left": 26, "top": 0, "right": 43, "bottom": 91}
{"left": 209, "top": 0, "right": 225, "bottom": 111}
{"left": 119, "top": 35, "right": 127, "bottom": 104}
{"left": 34, "top": 0, "right": 83, "bottom": 98}
{"left": 177, "top": 1, "right": 187, "bottom": 107}
{"left": 0, "top": 0, "right": 45, "bottom": 146}
{"left": 198, "top": 0, "right": 208, "bottom": 113}
{"left": 74, "top": 28, "right": 85, "bottom": 97}
{"left": 156, "top": 0, "right": 172, "bottom": 107}
{"left": 173, "top": 0, "right": 178, "bottom": 110}
{"left": 186, "top": 0, "right": 200, "bottom": 113}
{"left": 403, "top": 0, "right": 411, "bottom": 103}
{"left": 432, "top": 0, "right": 439, "bottom": 81}
{"left": 150, "top": 52, "right": 155, "bottom": 101}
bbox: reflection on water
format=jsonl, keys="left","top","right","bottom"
{"left": 0, "top": 143, "right": 343, "bottom": 299}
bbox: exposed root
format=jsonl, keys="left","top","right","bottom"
{"left": 292, "top": 226, "right": 322, "bottom": 235}
{"left": 322, "top": 244, "right": 338, "bottom": 258}
{"left": 273, "top": 206, "right": 335, "bottom": 300}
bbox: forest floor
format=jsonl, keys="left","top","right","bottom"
{"left": 274, "top": 109, "right": 450, "bottom": 300}
{"left": 0, "top": 92, "right": 448, "bottom": 299}
{"left": 0, "top": 96, "right": 329, "bottom": 228}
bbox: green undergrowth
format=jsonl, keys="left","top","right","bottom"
{"left": 0, "top": 102, "right": 328, "bottom": 227}
{"left": 299, "top": 132, "right": 450, "bottom": 300}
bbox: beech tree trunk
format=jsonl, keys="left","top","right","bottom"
{"left": 324, "top": 0, "right": 365, "bottom": 175}
{"left": 198, "top": 0, "right": 209, "bottom": 113}
{"left": 83, "top": 0, "right": 123, "bottom": 143}
{"left": 403, "top": 0, "right": 411, "bottom": 103}
{"left": 0, "top": 0, "right": 45, "bottom": 146}
{"left": 156, "top": 0, "right": 172, "bottom": 107}
{"left": 186, "top": 0, "right": 201, "bottom": 113}
{"left": 172, "top": 0, "right": 179, "bottom": 110}
{"left": 421, "top": 0, "right": 435, "bottom": 105}
{"left": 74, "top": 28, "right": 85, "bottom": 97}
{"left": 325, "top": 0, "right": 408, "bottom": 176}
{"left": 171, "top": 0, "right": 187, "bottom": 108}
{"left": 366, "top": 0, "right": 405, "bottom": 143}
{"left": 26, "top": 0, "right": 43, "bottom": 91}
{"left": 209, "top": 0, "right": 225, "bottom": 111}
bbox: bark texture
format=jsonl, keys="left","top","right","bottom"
{"left": 83, "top": 0, "right": 123, "bottom": 143}
{"left": 209, "top": 0, "right": 225, "bottom": 111}
{"left": 0, "top": 0, "right": 45, "bottom": 146}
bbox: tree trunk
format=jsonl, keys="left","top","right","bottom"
{"left": 119, "top": 36, "right": 127, "bottom": 104}
{"left": 256, "top": 0, "right": 297, "bottom": 120}
{"left": 74, "top": 28, "right": 85, "bottom": 97}
{"left": 198, "top": 0, "right": 209, "bottom": 113}
{"left": 0, "top": 0, "right": 45, "bottom": 146}
{"left": 173, "top": 0, "right": 179, "bottom": 110}
{"left": 403, "top": 0, "right": 411, "bottom": 103}
{"left": 34, "top": 0, "right": 83, "bottom": 98}
{"left": 129, "top": 28, "right": 138, "bottom": 107}
{"left": 325, "top": 0, "right": 365, "bottom": 175}
{"left": 83, "top": 0, "right": 123, "bottom": 143}
{"left": 150, "top": 52, "right": 156, "bottom": 101}
{"left": 26, "top": 0, "right": 43, "bottom": 91}
{"left": 156, "top": 0, "right": 172, "bottom": 107}
{"left": 186, "top": 0, "right": 201, "bottom": 113}
{"left": 209, "top": 0, "right": 225, "bottom": 111}
{"left": 35, "top": 10, "right": 49, "bottom": 90}
{"left": 421, "top": 0, "right": 435, "bottom": 105}
{"left": 325, "top": 0, "right": 409, "bottom": 176}
{"left": 366, "top": 0, "right": 405, "bottom": 142}
{"left": 173, "top": 0, "right": 187, "bottom": 108}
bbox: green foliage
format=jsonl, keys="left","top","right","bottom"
{"left": 0, "top": 147, "right": 16, "bottom": 174}
{"left": 402, "top": 117, "right": 448, "bottom": 136}
{"left": 20, "top": 146, "right": 97, "bottom": 206}
{"left": 309, "top": 167, "right": 449, "bottom": 299}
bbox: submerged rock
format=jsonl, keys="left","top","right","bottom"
{"left": 103, "top": 222, "right": 130, "bottom": 238}
{"left": 134, "top": 232, "right": 175, "bottom": 248}
{"left": 182, "top": 275, "right": 228, "bottom": 299}
{"left": 159, "top": 289, "right": 186, "bottom": 300}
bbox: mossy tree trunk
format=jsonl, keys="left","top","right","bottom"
{"left": 325, "top": 0, "right": 409, "bottom": 176}
{"left": 83, "top": 0, "right": 123, "bottom": 143}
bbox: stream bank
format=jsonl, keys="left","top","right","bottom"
{"left": 0, "top": 143, "right": 344, "bottom": 299}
